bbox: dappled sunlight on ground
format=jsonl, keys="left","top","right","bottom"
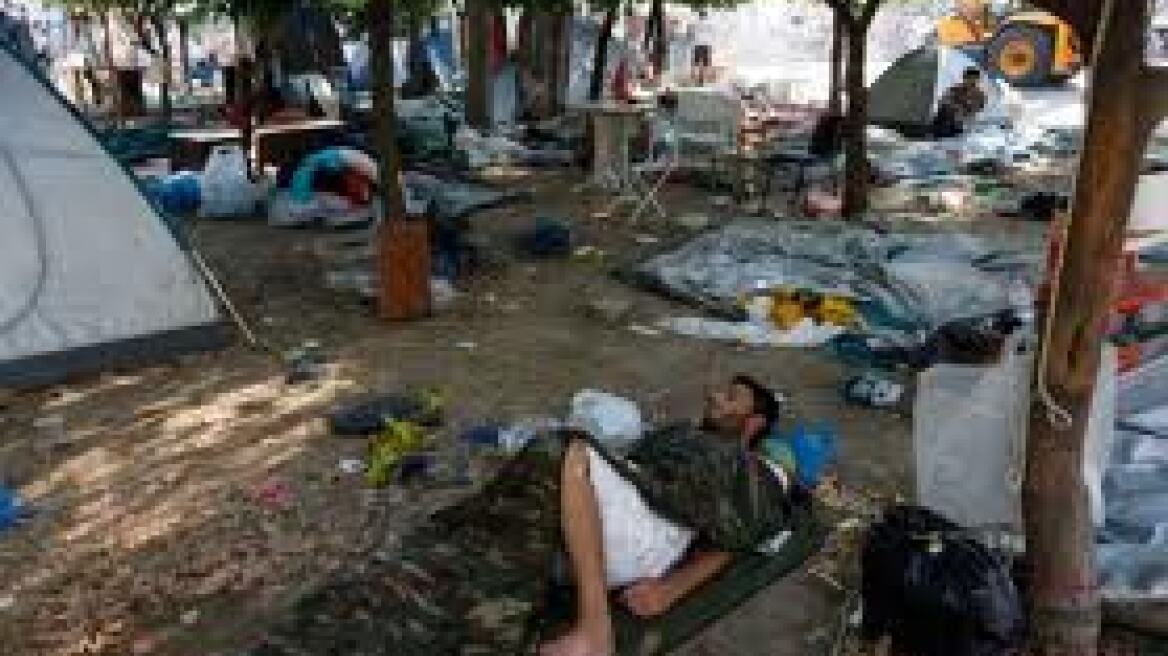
{"left": 1, "top": 171, "right": 916, "bottom": 655}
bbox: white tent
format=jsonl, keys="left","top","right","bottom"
{"left": 868, "top": 46, "right": 1013, "bottom": 137}
{"left": 0, "top": 42, "right": 223, "bottom": 387}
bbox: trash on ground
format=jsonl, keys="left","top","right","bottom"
{"left": 328, "top": 390, "right": 444, "bottom": 436}
{"left": 658, "top": 316, "right": 845, "bottom": 348}
{"left": 0, "top": 486, "right": 29, "bottom": 532}
{"left": 517, "top": 217, "right": 572, "bottom": 258}
{"left": 762, "top": 423, "right": 839, "bottom": 489}
{"left": 568, "top": 390, "right": 643, "bottom": 448}
{"left": 585, "top": 297, "right": 634, "bottom": 325}
{"left": 253, "top": 479, "right": 294, "bottom": 511}
{"left": 843, "top": 374, "right": 904, "bottom": 408}
{"left": 199, "top": 144, "right": 258, "bottom": 219}
{"left": 627, "top": 324, "right": 663, "bottom": 337}
{"left": 284, "top": 341, "right": 328, "bottom": 384}
{"left": 365, "top": 421, "right": 428, "bottom": 488}
{"left": 861, "top": 505, "right": 1025, "bottom": 655}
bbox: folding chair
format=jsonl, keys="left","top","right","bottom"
{"left": 607, "top": 112, "right": 680, "bottom": 223}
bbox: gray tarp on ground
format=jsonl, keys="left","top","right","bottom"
{"left": 1099, "top": 355, "right": 1168, "bottom": 601}
{"left": 631, "top": 220, "right": 1041, "bottom": 344}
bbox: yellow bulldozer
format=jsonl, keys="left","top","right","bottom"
{"left": 937, "top": 0, "right": 1082, "bottom": 87}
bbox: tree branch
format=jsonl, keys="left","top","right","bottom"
{"left": 859, "top": 0, "right": 881, "bottom": 28}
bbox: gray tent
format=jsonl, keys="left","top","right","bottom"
{"left": 868, "top": 45, "right": 1010, "bottom": 136}
{"left": 0, "top": 42, "right": 223, "bottom": 387}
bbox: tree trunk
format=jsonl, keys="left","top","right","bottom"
{"left": 404, "top": 11, "right": 430, "bottom": 97}
{"left": 1024, "top": 2, "right": 1153, "bottom": 653}
{"left": 103, "top": 10, "right": 121, "bottom": 125}
{"left": 369, "top": 0, "right": 404, "bottom": 223}
{"left": 840, "top": 17, "right": 868, "bottom": 218}
{"left": 651, "top": 0, "right": 666, "bottom": 76}
{"left": 464, "top": 0, "right": 490, "bottom": 128}
{"left": 589, "top": 9, "right": 617, "bottom": 102}
{"left": 370, "top": 0, "right": 428, "bottom": 321}
{"left": 828, "top": 13, "right": 844, "bottom": 115}
{"left": 178, "top": 19, "right": 191, "bottom": 96}
{"left": 548, "top": 13, "right": 566, "bottom": 114}
{"left": 155, "top": 17, "right": 173, "bottom": 124}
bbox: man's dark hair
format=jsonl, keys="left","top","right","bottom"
{"left": 731, "top": 374, "right": 780, "bottom": 442}
{"left": 964, "top": 67, "right": 981, "bottom": 79}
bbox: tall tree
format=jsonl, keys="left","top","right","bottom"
{"left": 827, "top": 11, "right": 844, "bottom": 115}
{"left": 588, "top": 5, "right": 618, "bottom": 101}
{"left": 822, "top": 0, "right": 882, "bottom": 218}
{"left": 368, "top": 0, "right": 431, "bottom": 319}
{"left": 1021, "top": 0, "right": 1168, "bottom": 652}
{"left": 464, "top": 0, "right": 491, "bottom": 127}
{"left": 648, "top": 0, "right": 665, "bottom": 77}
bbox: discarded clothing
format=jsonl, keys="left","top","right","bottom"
{"left": 328, "top": 391, "right": 444, "bottom": 436}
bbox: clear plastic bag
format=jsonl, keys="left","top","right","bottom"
{"left": 198, "top": 144, "right": 257, "bottom": 219}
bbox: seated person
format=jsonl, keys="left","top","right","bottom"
{"left": 257, "top": 376, "right": 806, "bottom": 656}
{"left": 932, "top": 67, "right": 988, "bottom": 139}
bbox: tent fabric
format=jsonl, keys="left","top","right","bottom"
{"left": 868, "top": 46, "right": 1010, "bottom": 135}
{"left": 0, "top": 41, "right": 223, "bottom": 387}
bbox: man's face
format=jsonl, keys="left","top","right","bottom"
{"left": 702, "top": 382, "right": 758, "bottom": 438}
{"left": 962, "top": 73, "right": 980, "bottom": 89}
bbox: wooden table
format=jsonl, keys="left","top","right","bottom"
{"left": 169, "top": 119, "right": 347, "bottom": 172}
{"left": 578, "top": 103, "right": 651, "bottom": 193}
{"left": 254, "top": 119, "right": 346, "bottom": 172}
{"left": 169, "top": 128, "right": 241, "bottom": 171}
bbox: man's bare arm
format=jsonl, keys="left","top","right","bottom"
{"left": 621, "top": 551, "right": 732, "bottom": 618}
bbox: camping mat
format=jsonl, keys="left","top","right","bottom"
{"left": 542, "top": 508, "right": 827, "bottom": 656}
{"left": 629, "top": 220, "right": 1042, "bottom": 346}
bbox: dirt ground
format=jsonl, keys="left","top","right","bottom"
{"left": 0, "top": 170, "right": 916, "bottom": 655}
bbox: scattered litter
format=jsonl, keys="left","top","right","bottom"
{"left": 0, "top": 594, "right": 14, "bottom": 611}
{"left": 460, "top": 424, "right": 502, "bottom": 449}
{"left": 454, "top": 341, "right": 478, "bottom": 351}
{"left": 394, "top": 452, "right": 436, "bottom": 484}
{"left": 498, "top": 416, "right": 563, "bottom": 453}
{"left": 658, "top": 316, "right": 844, "bottom": 348}
{"left": 328, "top": 389, "right": 444, "bottom": 436}
{"left": 180, "top": 609, "right": 200, "bottom": 626}
{"left": 843, "top": 374, "right": 904, "bottom": 408}
{"left": 0, "top": 486, "right": 29, "bottom": 532}
{"left": 254, "top": 479, "right": 294, "bottom": 511}
{"left": 862, "top": 505, "right": 1025, "bottom": 655}
{"left": 573, "top": 245, "right": 606, "bottom": 262}
{"left": 517, "top": 218, "right": 572, "bottom": 258}
{"left": 338, "top": 459, "right": 366, "bottom": 475}
{"left": 285, "top": 341, "right": 327, "bottom": 384}
{"left": 366, "top": 421, "right": 428, "bottom": 487}
{"left": 430, "top": 278, "right": 459, "bottom": 310}
{"left": 198, "top": 144, "right": 258, "bottom": 219}
{"left": 627, "top": 324, "right": 663, "bottom": 337}
{"left": 674, "top": 213, "right": 711, "bottom": 231}
{"left": 585, "top": 297, "right": 634, "bottom": 325}
{"left": 569, "top": 390, "right": 643, "bottom": 448}
{"left": 634, "top": 234, "right": 660, "bottom": 245}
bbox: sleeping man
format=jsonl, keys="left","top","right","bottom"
{"left": 257, "top": 376, "right": 807, "bottom": 656}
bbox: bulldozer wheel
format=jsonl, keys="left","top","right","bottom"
{"left": 989, "top": 24, "right": 1055, "bottom": 88}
